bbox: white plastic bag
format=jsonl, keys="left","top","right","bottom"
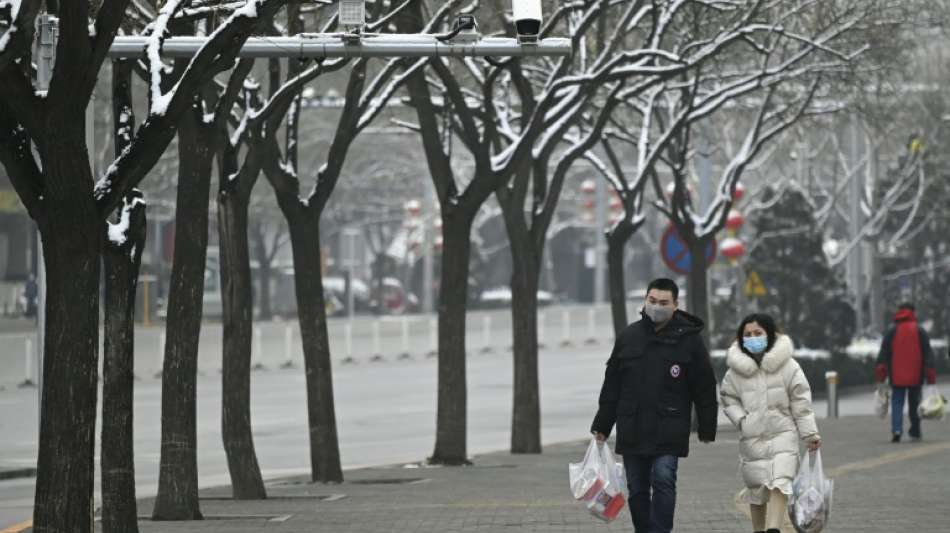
{"left": 568, "top": 437, "right": 627, "bottom": 522}
{"left": 917, "top": 385, "right": 947, "bottom": 420}
{"left": 788, "top": 450, "right": 833, "bottom": 533}
{"left": 874, "top": 383, "right": 890, "bottom": 420}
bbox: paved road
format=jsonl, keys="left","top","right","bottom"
{"left": 0, "top": 304, "right": 886, "bottom": 529}
{"left": 19, "top": 415, "right": 946, "bottom": 532}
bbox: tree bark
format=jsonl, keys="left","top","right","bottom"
{"left": 31, "top": 131, "right": 103, "bottom": 533}
{"left": 218, "top": 168, "right": 267, "bottom": 499}
{"left": 686, "top": 235, "right": 712, "bottom": 347}
{"left": 282, "top": 206, "right": 343, "bottom": 482}
{"left": 152, "top": 103, "right": 213, "bottom": 521}
{"left": 607, "top": 221, "right": 637, "bottom": 337}
{"left": 508, "top": 243, "right": 541, "bottom": 454}
{"left": 101, "top": 194, "right": 146, "bottom": 533}
{"left": 430, "top": 215, "right": 473, "bottom": 465}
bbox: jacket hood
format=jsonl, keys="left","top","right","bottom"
{"left": 641, "top": 308, "right": 705, "bottom": 339}
{"left": 726, "top": 334, "right": 794, "bottom": 377}
{"left": 894, "top": 308, "right": 917, "bottom": 323}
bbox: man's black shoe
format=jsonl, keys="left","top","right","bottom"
{"left": 891, "top": 433, "right": 901, "bottom": 443}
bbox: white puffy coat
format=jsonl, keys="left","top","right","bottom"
{"left": 720, "top": 335, "right": 820, "bottom": 504}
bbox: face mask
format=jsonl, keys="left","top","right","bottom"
{"left": 743, "top": 336, "right": 768, "bottom": 354}
{"left": 645, "top": 303, "right": 674, "bottom": 324}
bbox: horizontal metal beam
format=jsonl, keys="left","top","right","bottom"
{"left": 108, "top": 34, "right": 572, "bottom": 59}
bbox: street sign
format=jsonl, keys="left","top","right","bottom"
{"left": 745, "top": 270, "right": 767, "bottom": 297}
{"left": 660, "top": 224, "right": 716, "bottom": 276}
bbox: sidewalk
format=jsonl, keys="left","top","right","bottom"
{"left": 56, "top": 415, "right": 947, "bottom": 533}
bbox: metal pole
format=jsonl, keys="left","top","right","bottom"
{"left": 36, "top": 230, "right": 44, "bottom": 425}
{"left": 107, "top": 35, "right": 573, "bottom": 59}
{"left": 593, "top": 176, "right": 606, "bottom": 304}
{"left": 481, "top": 314, "right": 492, "bottom": 353}
{"left": 849, "top": 117, "right": 866, "bottom": 336}
{"left": 344, "top": 322, "right": 353, "bottom": 360}
{"left": 825, "top": 371, "right": 839, "bottom": 419}
{"left": 422, "top": 186, "right": 435, "bottom": 315}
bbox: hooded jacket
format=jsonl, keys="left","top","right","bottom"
{"left": 719, "top": 335, "right": 819, "bottom": 504}
{"left": 591, "top": 309, "right": 718, "bottom": 458}
{"left": 875, "top": 309, "right": 936, "bottom": 387}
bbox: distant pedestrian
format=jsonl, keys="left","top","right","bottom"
{"left": 875, "top": 303, "right": 937, "bottom": 442}
{"left": 720, "top": 313, "right": 821, "bottom": 533}
{"left": 590, "top": 278, "right": 718, "bottom": 533}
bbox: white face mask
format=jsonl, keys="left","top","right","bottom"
{"left": 645, "top": 303, "right": 674, "bottom": 324}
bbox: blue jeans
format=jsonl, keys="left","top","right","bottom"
{"left": 892, "top": 386, "right": 922, "bottom": 437}
{"left": 623, "top": 454, "right": 679, "bottom": 533}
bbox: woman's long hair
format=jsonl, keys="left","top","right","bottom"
{"left": 736, "top": 313, "right": 780, "bottom": 357}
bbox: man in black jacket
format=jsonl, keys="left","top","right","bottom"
{"left": 591, "top": 278, "right": 718, "bottom": 533}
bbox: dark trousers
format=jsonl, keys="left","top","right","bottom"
{"left": 892, "top": 385, "right": 922, "bottom": 437}
{"left": 623, "top": 454, "right": 679, "bottom": 533}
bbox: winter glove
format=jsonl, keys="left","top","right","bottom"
{"left": 875, "top": 363, "right": 888, "bottom": 383}
{"left": 926, "top": 367, "right": 937, "bottom": 385}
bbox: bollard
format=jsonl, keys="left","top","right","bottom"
{"left": 282, "top": 325, "right": 294, "bottom": 368}
{"left": 825, "top": 371, "right": 839, "bottom": 419}
{"left": 560, "top": 309, "right": 573, "bottom": 348}
{"left": 400, "top": 316, "right": 412, "bottom": 359}
{"left": 156, "top": 332, "right": 166, "bottom": 378}
{"left": 427, "top": 317, "right": 437, "bottom": 357}
{"left": 345, "top": 322, "right": 353, "bottom": 359}
{"left": 19, "top": 338, "right": 36, "bottom": 387}
{"left": 372, "top": 320, "right": 382, "bottom": 361}
{"left": 253, "top": 326, "right": 265, "bottom": 370}
{"left": 585, "top": 307, "right": 598, "bottom": 345}
{"left": 481, "top": 315, "right": 493, "bottom": 354}
{"left": 538, "top": 311, "right": 546, "bottom": 349}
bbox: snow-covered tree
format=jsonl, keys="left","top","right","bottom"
{"left": 0, "top": 1, "right": 290, "bottom": 529}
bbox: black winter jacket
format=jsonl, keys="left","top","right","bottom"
{"left": 590, "top": 310, "right": 719, "bottom": 457}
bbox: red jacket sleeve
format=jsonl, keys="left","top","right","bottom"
{"left": 926, "top": 367, "right": 937, "bottom": 385}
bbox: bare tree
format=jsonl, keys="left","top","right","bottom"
{"left": 0, "top": 1, "right": 290, "bottom": 529}
{"left": 259, "top": 0, "right": 433, "bottom": 481}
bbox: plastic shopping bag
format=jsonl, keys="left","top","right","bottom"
{"left": 917, "top": 385, "right": 947, "bottom": 420}
{"left": 874, "top": 384, "right": 890, "bottom": 419}
{"left": 788, "top": 450, "right": 833, "bottom": 533}
{"left": 568, "top": 437, "right": 627, "bottom": 522}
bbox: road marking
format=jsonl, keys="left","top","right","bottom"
{"left": 732, "top": 440, "right": 950, "bottom": 532}
{"left": 0, "top": 519, "right": 31, "bottom": 533}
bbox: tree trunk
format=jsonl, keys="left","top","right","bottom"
{"left": 153, "top": 105, "right": 213, "bottom": 521}
{"left": 218, "top": 184, "right": 267, "bottom": 499}
{"left": 284, "top": 207, "right": 343, "bottom": 482}
{"left": 32, "top": 132, "right": 103, "bottom": 533}
{"left": 101, "top": 195, "right": 146, "bottom": 533}
{"left": 430, "top": 216, "right": 472, "bottom": 465}
{"left": 508, "top": 243, "right": 541, "bottom": 454}
{"left": 607, "top": 221, "right": 637, "bottom": 337}
{"left": 686, "top": 235, "right": 712, "bottom": 347}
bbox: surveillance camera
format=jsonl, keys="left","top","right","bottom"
{"left": 512, "top": 0, "right": 542, "bottom": 43}
{"left": 338, "top": 0, "right": 366, "bottom": 32}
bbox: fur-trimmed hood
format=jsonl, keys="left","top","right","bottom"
{"left": 726, "top": 334, "right": 794, "bottom": 377}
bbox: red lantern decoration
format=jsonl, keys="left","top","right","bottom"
{"left": 732, "top": 182, "right": 745, "bottom": 201}
{"left": 609, "top": 194, "right": 623, "bottom": 211}
{"left": 720, "top": 237, "right": 746, "bottom": 260}
{"left": 581, "top": 198, "right": 595, "bottom": 210}
{"left": 405, "top": 199, "right": 422, "bottom": 216}
{"left": 580, "top": 179, "right": 596, "bottom": 194}
{"left": 725, "top": 209, "right": 745, "bottom": 231}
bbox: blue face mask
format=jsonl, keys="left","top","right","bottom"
{"left": 743, "top": 336, "right": 768, "bottom": 354}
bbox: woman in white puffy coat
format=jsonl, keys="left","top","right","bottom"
{"left": 720, "top": 313, "right": 821, "bottom": 533}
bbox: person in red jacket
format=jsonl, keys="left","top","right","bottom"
{"left": 875, "top": 303, "right": 937, "bottom": 442}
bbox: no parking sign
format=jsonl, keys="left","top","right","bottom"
{"left": 660, "top": 224, "right": 716, "bottom": 275}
